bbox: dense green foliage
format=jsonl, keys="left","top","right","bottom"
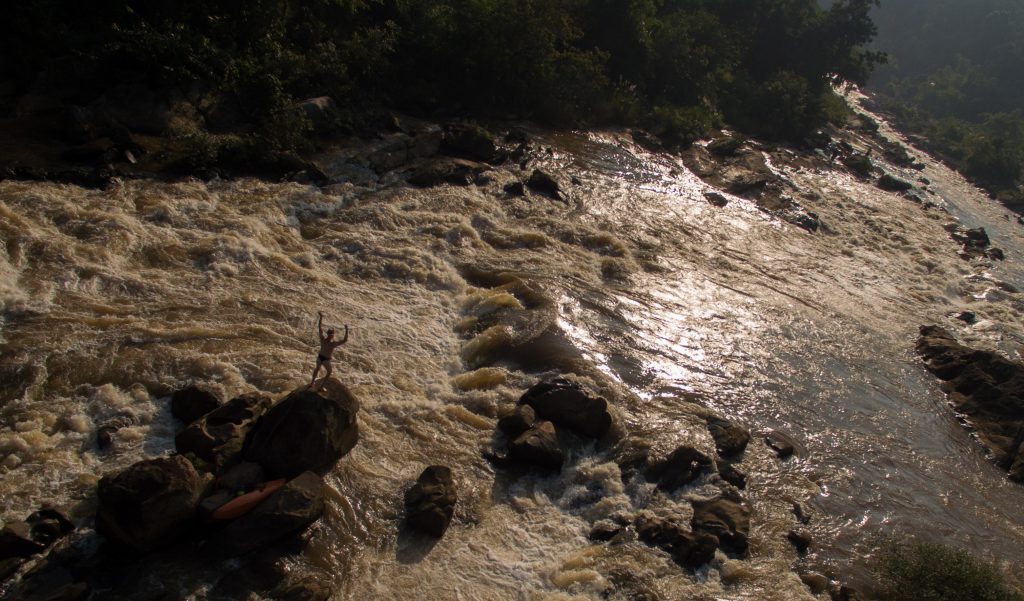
{"left": 869, "top": 0, "right": 1024, "bottom": 196}
{"left": 873, "top": 538, "right": 1023, "bottom": 601}
{"left": 4, "top": 0, "right": 883, "bottom": 144}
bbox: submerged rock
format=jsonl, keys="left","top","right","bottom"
{"left": 509, "top": 421, "right": 564, "bottom": 470}
{"left": 206, "top": 471, "right": 325, "bottom": 557}
{"left": 171, "top": 385, "right": 222, "bottom": 425}
{"left": 518, "top": 379, "right": 613, "bottom": 439}
{"left": 787, "top": 528, "right": 813, "bottom": 553}
{"left": 691, "top": 494, "right": 752, "bottom": 556}
{"left": 917, "top": 326, "right": 1024, "bottom": 481}
{"left": 175, "top": 392, "right": 272, "bottom": 471}
{"left": 644, "top": 446, "right": 715, "bottom": 492}
{"left": 408, "top": 158, "right": 489, "bottom": 187}
{"left": 634, "top": 515, "right": 719, "bottom": 569}
{"left": 765, "top": 430, "right": 799, "bottom": 459}
{"left": 244, "top": 379, "right": 359, "bottom": 479}
{"left": 526, "top": 169, "right": 564, "bottom": 201}
{"left": 497, "top": 404, "right": 536, "bottom": 439}
{"left": 96, "top": 455, "right": 205, "bottom": 552}
{"left": 404, "top": 466, "right": 457, "bottom": 538}
{"left": 706, "top": 418, "right": 750, "bottom": 458}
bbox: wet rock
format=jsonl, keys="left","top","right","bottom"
{"left": 717, "top": 462, "right": 747, "bottom": 489}
{"left": 707, "top": 137, "right": 744, "bottom": 157}
{"left": 244, "top": 379, "right": 359, "bottom": 479}
{"left": 787, "top": 528, "right": 813, "bottom": 553}
{"left": 412, "top": 126, "right": 444, "bottom": 159}
{"left": 96, "top": 425, "right": 117, "bottom": 451}
{"left": 917, "top": 326, "right": 1024, "bottom": 481}
{"left": 949, "top": 226, "right": 990, "bottom": 251}
{"left": 171, "top": 385, "right": 222, "bottom": 425}
{"left": 26, "top": 508, "right": 75, "bottom": 547}
{"left": 785, "top": 209, "right": 821, "bottom": 233}
{"left": 408, "top": 158, "right": 489, "bottom": 187}
{"left": 707, "top": 418, "right": 750, "bottom": 457}
{"left": 96, "top": 455, "right": 205, "bottom": 552}
{"left": 273, "top": 576, "right": 332, "bottom": 601}
{"left": 644, "top": 446, "right": 715, "bottom": 492}
{"left": 830, "top": 583, "right": 867, "bottom": 601}
{"left": 691, "top": 494, "right": 752, "bottom": 556}
{"left": 0, "top": 522, "right": 46, "bottom": 559}
{"left": 215, "top": 461, "right": 266, "bottom": 493}
{"left": 298, "top": 96, "right": 338, "bottom": 134}
{"left": 503, "top": 180, "right": 526, "bottom": 197}
{"left": 441, "top": 123, "right": 496, "bottom": 162}
{"left": 634, "top": 515, "right": 720, "bottom": 569}
{"left": 877, "top": 174, "right": 914, "bottom": 192}
{"left": 404, "top": 466, "right": 458, "bottom": 538}
{"left": 526, "top": 169, "right": 564, "bottom": 201}
{"left": 800, "top": 572, "right": 830, "bottom": 594}
{"left": 509, "top": 421, "right": 564, "bottom": 471}
{"left": 955, "top": 311, "right": 977, "bottom": 324}
{"left": 498, "top": 404, "right": 536, "bottom": 438}
{"left": 366, "top": 134, "right": 412, "bottom": 173}
{"left": 518, "top": 379, "right": 613, "bottom": 439}
{"left": 704, "top": 192, "right": 729, "bottom": 207}
{"left": 176, "top": 392, "right": 272, "bottom": 471}
{"left": 765, "top": 430, "right": 798, "bottom": 459}
{"left": 206, "top": 471, "right": 325, "bottom": 557}
{"left": 986, "top": 247, "right": 1006, "bottom": 261}
{"left": 588, "top": 522, "right": 623, "bottom": 542}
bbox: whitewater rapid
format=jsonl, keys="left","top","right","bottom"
{"left": 2, "top": 98, "right": 1023, "bottom": 599}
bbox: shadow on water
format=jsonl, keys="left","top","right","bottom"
{"left": 395, "top": 525, "right": 441, "bottom": 565}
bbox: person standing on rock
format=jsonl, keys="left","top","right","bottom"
{"left": 309, "top": 311, "right": 348, "bottom": 390}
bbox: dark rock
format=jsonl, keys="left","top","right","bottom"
{"left": 96, "top": 425, "right": 116, "bottom": 451}
{"left": 298, "top": 97, "right": 338, "bottom": 134}
{"left": 718, "top": 462, "right": 747, "bottom": 489}
{"left": 787, "top": 528, "right": 813, "bottom": 553}
{"left": 366, "top": 134, "right": 412, "bottom": 173}
{"left": 570, "top": 175, "right": 582, "bottom": 186}
{"left": 950, "top": 226, "right": 990, "bottom": 250}
{"left": 800, "top": 572, "right": 830, "bottom": 594}
{"left": 842, "top": 153, "right": 873, "bottom": 178}
{"left": 215, "top": 461, "right": 265, "bottom": 493}
{"left": 526, "top": 169, "right": 564, "bottom": 201}
{"left": 26, "top": 508, "right": 75, "bottom": 547}
{"left": 408, "top": 158, "right": 489, "bottom": 187}
{"left": 509, "top": 421, "right": 564, "bottom": 470}
{"left": 707, "top": 137, "right": 744, "bottom": 157}
{"left": 707, "top": 418, "right": 750, "bottom": 457}
{"left": 206, "top": 471, "right": 325, "bottom": 557}
{"left": 588, "top": 522, "right": 623, "bottom": 542}
{"left": 171, "top": 385, "right": 222, "bottom": 425}
{"left": 518, "top": 379, "right": 613, "bottom": 439}
{"left": 635, "top": 515, "right": 719, "bottom": 569}
{"left": 765, "top": 430, "right": 798, "bottom": 459}
{"left": 691, "top": 494, "right": 752, "bottom": 556}
{"left": 505, "top": 127, "right": 530, "bottom": 144}
{"left": 704, "top": 192, "right": 729, "bottom": 207}
{"left": 441, "top": 123, "right": 496, "bottom": 162}
{"left": 643, "top": 446, "right": 714, "bottom": 492}
{"left": 878, "top": 173, "right": 914, "bottom": 192}
{"left": 955, "top": 311, "right": 977, "bottom": 324}
{"left": 0, "top": 557, "right": 24, "bottom": 581}
{"left": 986, "top": 247, "right": 1006, "bottom": 261}
{"left": 244, "top": 379, "right": 359, "bottom": 479}
{"left": 0, "top": 522, "right": 46, "bottom": 559}
{"left": 412, "top": 127, "right": 443, "bottom": 159}
{"left": 504, "top": 181, "right": 526, "bottom": 196}
{"left": 830, "top": 584, "right": 867, "bottom": 601}
{"left": 785, "top": 210, "right": 821, "bottom": 232}
{"left": 497, "top": 404, "right": 536, "bottom": 438}
{"left": 404, "top": 466, "right": 458, "bottom": 538}
{"left": 273, "top": 576, "right": 332, "bottom": 601}
{"left": 198, "top": 489, "right": 234, "bottom": 519}
{"left": 176, "top": 392, "right": 272, "bottom": 471}
{"left": 917, "top": 326, "right": 1024, "bottom": 481}
{"left": 96, "top": 455, "right": 205, "bottom": 552}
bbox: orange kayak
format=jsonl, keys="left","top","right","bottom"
{"left": 211, "top": 478, "right": 287, "bottom": 521}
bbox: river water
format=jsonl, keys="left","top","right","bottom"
{"left": 2, "top": 97, "right": 1023, "bottom": 600}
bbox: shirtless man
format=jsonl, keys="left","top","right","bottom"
{"left": 309, "top": 311, "right": 349, "bottom": 389}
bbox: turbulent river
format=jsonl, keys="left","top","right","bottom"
{"left": 2, "top": 96, "right": 1024, "bottom": 600}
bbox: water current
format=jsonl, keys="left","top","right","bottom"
{"left": 2, "top": 95, "right": 1023, "bottom": 599}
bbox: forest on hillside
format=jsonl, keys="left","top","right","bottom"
{"left": 869, "top": 0, "right": 1024, "bottom": 202}
{"left": 3, "top": 0, "right": 881, "bottom": 147}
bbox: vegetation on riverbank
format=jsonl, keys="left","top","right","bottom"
{"left": 3, "top": 0, "right": 882, "bottom": 151}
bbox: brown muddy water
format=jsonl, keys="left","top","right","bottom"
{"left": 2, "top": 96, "right": 1024, "bottom": 599}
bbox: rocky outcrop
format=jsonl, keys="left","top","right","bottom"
{"left": 706, "top": 418, "right": 750, "bottom": 458}
{"left": 518, "top": 379, "right": 613, "bottom": 439}
{"left": 643, "top": 446, "right": 715, "bottom": 492}
{"left": 526, "top": 169, "right": 564, "bottom": 201}
{"left": 171, "top": 385, "right": 222, "bottom": 425}
{"left": 96, "top": 455, "right": 206, "bottom": 552}
{"left": 408, "top": 158, "right": 489, "bottom": 187}
{"left": 917, "top": 326, "right": 1024, "bottom": 481}
{"left": 441, "top": 123, "right": 497, "bottom": 162}
{"left": 877, "top": 173, "right": 914, "bottom": 192}
{"left": 244, "top": 379, "right": 359, "bottom": 479}
{"left": 206, "top": 471, "right": 326, "bottom": 557}
{"left": 509, "top": 421, "right": 564, "bottom": 470}
{"left": 634, "top": 515, "right": 720, "bottom": 569}
{"left": 404, "top": 466, "right": 457, "bottom": 538}
{"left": 175, "top": 393, "right": 272, "bottom": 471}
{"left": 691, "top": 494, "right": 751, "bottom": 556}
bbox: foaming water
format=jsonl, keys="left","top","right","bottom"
{"left": 2, "top": 100, "right": 1024, "bottom": 598}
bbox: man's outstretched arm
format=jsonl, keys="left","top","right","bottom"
{"left": 318, "top": 312, "right": 325, "bottom": 341}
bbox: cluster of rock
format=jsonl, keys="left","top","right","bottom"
{"left": 942, "top": 223, "right": 1005, "bottom": 261}
{"left": 917, "top": 326, "right": 1024, "bottom": 482}
{"left": 0, "top": 508, "right": 75, "bottom": 582}
{"left": 3, "top": 379, "right": 360, "bottom": 601}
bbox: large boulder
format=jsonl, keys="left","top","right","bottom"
{"left": 917, "top": 326, "right": 1024, "bottom": 481}
{"left": 404, "top": 466, "right": 457, "bottom": 538}
{"left": 497, "top": 404, "right": 536, "bottom": 439}
{"left": 206, "top": 471, "right": 325, "bottom": 557}
{"left": 877, "top": 174, "right": 914, "bottom": 192}
{"left": 518, "top": 379, "right": 613, "bottom": 439}
{"left": 298, "top": 97, "right": 338, "bottom": 134}
{"left": 509, "top": 421, "right": 564, "bottom": 471}
{"left": 244, "top": 379, "right": 359, "bottom": 479}
{"left": 171, "top": 385, "right": 222, "bottom": 425}
{"left": 176, "top": 393, "right": 272, "bottom": 471}
{"left": 0, "top": 522, "right": 46, "bottom": 559}
{"left": 706, "top": 418, "right": 750, "bottom": 458}
{"left": 643, "top": 446, "right": 715, "bottom": 492}
{"left": 441, "top": 123, "right": 496, "bottom": 162}
{"left": 96, "top": 455, "right": 205, "bottom": 552}
{"left": 526, "top": 169, "right": 564, "bottom": 201}
{"left": 634, "top": 515, "right": 719, "bottom": 569}
{"left": 691, "top": 494, "right": 752, "bottom": 556}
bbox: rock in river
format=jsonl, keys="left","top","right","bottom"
{"left": 518, "top": 379, "right": 613, "bottom": 439}
{"left": 691, "top": 493, "right": 752, "bottom": 556}
{"left": 405, "top": 466, "right": 458, "bottom": 538}
{"left": 171, "top": 385, "right": 222, "bottom": 425}
{"left": 96, "top": 455, "right": 205, "bottom": 552}
{"left": 643, "top": 446, "right": 715, "bottom": 492}
{"left": 244, "top": 379, "right": 359, "bottom": 479}
{"left": 509, "top": 421, "right": 564, "bottom": 471}
{"left": 706, "top": 418, "right": 750, "bottom": 458}
{"left": 176, "top": 393, "right": 272, "bottom": 471}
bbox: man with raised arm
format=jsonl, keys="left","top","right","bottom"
{"left": 309, "top": 311, "right": 349, "bottom": 390}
